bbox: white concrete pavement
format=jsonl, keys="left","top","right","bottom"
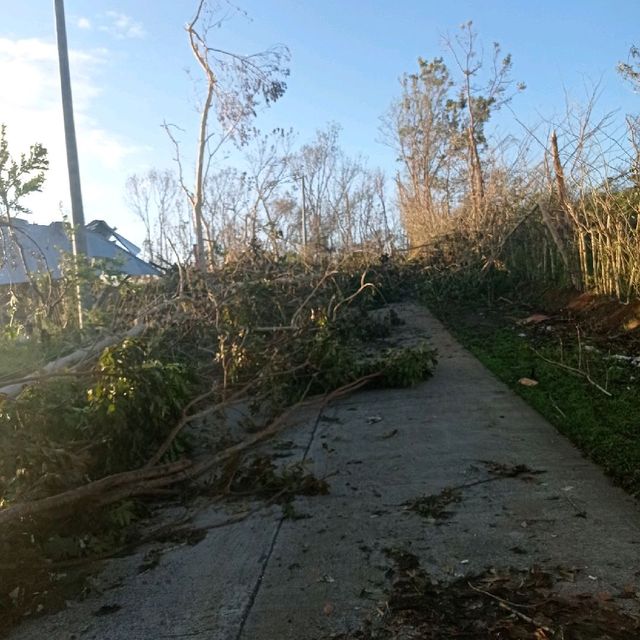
{"left": 8, "top": 304, "right": 640, "bottom": 640}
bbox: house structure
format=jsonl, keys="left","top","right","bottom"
{"left": 0, "top": 218, "right": 159, "bottom": 287}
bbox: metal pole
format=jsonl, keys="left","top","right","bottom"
{"left": 54, "top": 0, "right": 87, "bottom": 258}
{"left": 54, "top": 0, "right": 86, "bottom": 328}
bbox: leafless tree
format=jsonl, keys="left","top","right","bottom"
{"left": 380, "top": 57, "right": 460, "bottom": 245}
{"left": 443, "top": 21, "right": 524, "bottom": 218}
{"left": 164, "top": 0, "right": 290, "bottom": 270}
{"left": 125, "top": 169, "right": 192, "bottom": 265}
{"left": 241, "top": 128, "right": 295, "bottom": 254}
{"left": 291, "top": 124, "right": 395, "bottom": 254}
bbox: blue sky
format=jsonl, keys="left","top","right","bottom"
{"left": 2, "top": 1, "right": 639, "bottom": 246}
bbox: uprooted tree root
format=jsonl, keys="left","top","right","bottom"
{"left": 336, "top": 551, "right": 640, "bottom": 640}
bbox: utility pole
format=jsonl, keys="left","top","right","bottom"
{"left": 54, "top": 0, "right": 87, "bottom": 254}
{"left": 54, "top": 0, "right": 86, "bottom": 327}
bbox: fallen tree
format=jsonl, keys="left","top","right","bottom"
{"left": 0, "top": 297, "right": 187, "bottom": 399}
{"left": 0, "top": 252, "right": 436, "bottom": 524}
{"left": 0, "top": 372, "right": 378, "bottom": 529}
{"left": 0, "top": 253, "right": 439, "bottom": 629}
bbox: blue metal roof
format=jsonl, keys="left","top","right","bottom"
{"left": 0, "top": 218, "right": 160, "bottom": 286}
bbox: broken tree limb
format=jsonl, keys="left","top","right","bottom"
{"left": 0, "top": 297, "right": 187, "bottom": 400}
{"left": 187, "top": 371, "right": 381, "bottom": 480}
{"left": 0, "top": 372, "right": 381, "bottom": 529}
{"left": 146, "top": 359, "right": 313, "bottom": 469}
{"left": 530, "top": 346, "right": 612, "bottom": 397}
{"left": 0, "top": 459, "right": 194, "bottom": 528}
{"left": 0, "top": 324, "right": 147, "bottom": 400}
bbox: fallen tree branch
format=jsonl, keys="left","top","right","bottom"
{"left": 468, "top": 581, "right": 556, "bottom": 635}
{"left": 0, "top": 297, "right": 189, "bottom": 400}
{"left": 145, "top": 382, "right": 245, "bottom": 468}
{"left": 0, "top": 372, "right": 381, "bottom": 528}
{"left": 290, "top": 269, "right": 339, "bottom": 327}
{"left": 0, "top": 369, "right": 97, "bottom": 388}
{"left": 186, "top": 371, "right": 381, "bottom": 480}
{"left": 330, "top": 269, "right": 378, "bottom": 320}
{"left": 0, "top": 459, "right": 193, "bottom": 527}
{"left": 530, "top": 346, "right": 612, "bottom": 397}
{"left": 0, "top": 325, "right": 146, "bottom": 400}
{"left": 147, "top": 358, "right": 313, "bottom": 468}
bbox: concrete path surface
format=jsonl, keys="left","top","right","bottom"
{"left": 8, "top": 303, "right": 640, "bottom": 639}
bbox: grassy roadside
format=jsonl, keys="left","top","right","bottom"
{"left": 426, "top": 295, "right": 640, "bottom": 497}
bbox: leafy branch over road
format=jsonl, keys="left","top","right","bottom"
{"left": 0, "top": 252, "right": 436, "bottom": 627}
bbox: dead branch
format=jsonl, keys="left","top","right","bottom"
{"left": 0, "top": 372, "right": 380, "bottom": 529}
{"left": 530, "top": 347, "right": 612, "bottom": 397}
{"left": 467, "top": 581, "right": 556, "bottom": 635}
{"left": 0, "top": 324, "right": 147, "bottom": 400}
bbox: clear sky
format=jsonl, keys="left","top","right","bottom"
{"left": 2, "top": 1, "right": 639, "bottom": 246}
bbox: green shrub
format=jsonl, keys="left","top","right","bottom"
{"left": 0, "top": 338, "right": 193, "bottom": 502}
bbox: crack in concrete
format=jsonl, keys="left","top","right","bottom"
{"left": 234, "top": 406, "right": 329, "bottom": 639}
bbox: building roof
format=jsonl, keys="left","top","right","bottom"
{"left": 0, "top": 218, "right": 160, "bottom": 286}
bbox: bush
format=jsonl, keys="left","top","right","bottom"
{"left": 0, "top": 338, "right": 193, "bottom": 502}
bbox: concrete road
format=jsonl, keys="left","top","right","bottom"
{"left": 8, "top": 304, "right": 640, "bottom": 639}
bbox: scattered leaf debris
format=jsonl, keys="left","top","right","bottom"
{"left": 332, "top": 554, "right": 640, "bottom": 639}
{"left": 93, "top": 604, "right": 122, "bottom": 617}
{"left": 403, "top": 487, "right": 462, "bottom": 521}
{"left": 220, "top": 454, "right": 330, "bottom": 501}
{"left": 483, "top": 460, "right": 546, "bottom": 480}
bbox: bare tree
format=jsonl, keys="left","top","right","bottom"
{"left": 203, "top": 166, "right": 250, "bottom": 259}
{"left": 292, "top": 124, "right": 394, "bottom": 254}
{"left": 444, "top": 21, "right": 523, "bottom": 218}
{"left": 380, "top": 57, "right": 459, "bottom": 245}
{"left": 126, "top": 169, "right": 192, "bottom": 264}
{"left": 242, "top": 128, "right": 295, "bottom": 254}
{"left": 291, "top": 124, "right": 341, "bottom": 252}
{"left": 165, "top": 0, "right": 290, "bottom": 270}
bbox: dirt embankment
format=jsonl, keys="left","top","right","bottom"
{"left": 542, "top": 289, "right": 640, "bottom": 342}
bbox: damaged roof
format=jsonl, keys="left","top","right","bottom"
{"left": 0, "top": 218, "right": 160, "bottom": 286}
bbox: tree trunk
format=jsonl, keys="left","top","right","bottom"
{"left": 539, "top": 200, "right": 581, "bottom": 289}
